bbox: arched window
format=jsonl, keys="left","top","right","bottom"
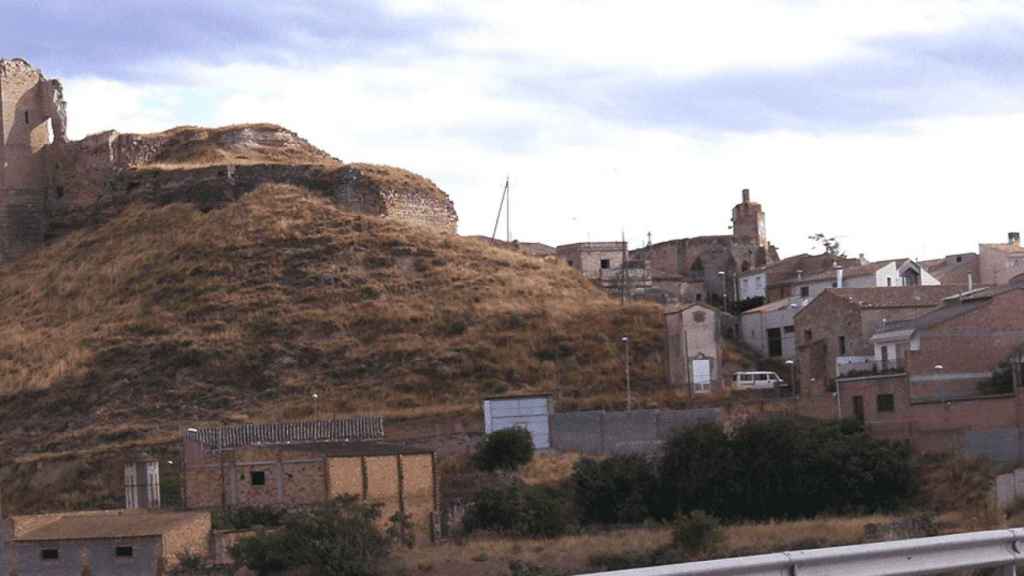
{"left": 689, "top": 257, "right": 704, "bottom": 280}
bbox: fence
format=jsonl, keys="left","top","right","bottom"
{"left": 184, "top": 417, "right": 384, "bottom": 450}
{"left": 579, "top": 528, "right": 1024, "bottom": 576}
{"left": 550, "top": 408, "right": 720, "bottom": 455}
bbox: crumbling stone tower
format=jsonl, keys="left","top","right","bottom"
{"left": 0, "top": 58, "right": 66, "bottom": 261}
{"left": 731, "top": 188, "right": 767, "bottom": 249}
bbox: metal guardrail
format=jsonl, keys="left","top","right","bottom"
{"left": 580, "top": 528, "right": 1024, "bottom": 576}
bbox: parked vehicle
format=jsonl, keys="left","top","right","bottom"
{"left": 732, "top": 371, "right": 785, "bottom": 390}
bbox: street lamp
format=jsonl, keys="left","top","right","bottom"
{"left": 934, "top": 365, "right": 945, "bottom": 403}
{"left": 621, "top": 336, "right": 632, "bottom": 411}
{"left": 717, "top": 271, "right": 728, "bottom": 312}
{"left": 785, "top": 360, "right": 795, "bottom": 396}
{"left": 312, "top": 392, "right": 320, "bottom": 420}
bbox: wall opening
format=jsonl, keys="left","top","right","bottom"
{"left": 600, "top": 258, "right": 610, "bottom": 269}
{"left": 251, "top": 470, "right": 266, "bottom": 486}
{"left": 115, "top": 546, "right": 134, "bottom": 558}
{"left": 41, "top": 549, "right": 59, "bottom": 561}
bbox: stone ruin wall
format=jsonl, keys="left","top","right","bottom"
{"left": 0, "top": 59, "right": 66, "bottom": 262}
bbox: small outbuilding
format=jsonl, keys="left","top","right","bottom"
{"left": 483, "top": 394, "right": 552, "bottom": 449}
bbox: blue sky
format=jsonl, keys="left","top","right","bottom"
{"left": 4, "top": 0, "right": 1023, "bottom": 259}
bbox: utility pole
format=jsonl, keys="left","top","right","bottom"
{"left": 622, "top": 336, "right": 632, "bottom": 411}
{"left": 620, "top": 230, "right": 628, "bottom": 305}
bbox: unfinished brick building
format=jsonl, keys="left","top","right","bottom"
{"left": 182, "top": 419, "right": 438, "bottom": 542}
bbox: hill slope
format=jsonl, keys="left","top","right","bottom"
{"left": 0, "top": 184, "right": 664, "bottom": 510}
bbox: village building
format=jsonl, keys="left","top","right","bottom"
{"left": 794, "top": 286, "right": 963, "bottom": 405}
{"left": 819, "top": 286, "right": 1024, "bottom": 461}
{"left": 920, "top": 252, "right": 981, "bottom": 288}
{"left": 665, "top": 303, "right": 723, "bottom": 394}
{"left": 182, "top": 419, "right": 438, "bottom": 543}
{"left": 740, "top": 296, "right": 808, "bottom": 360}
{"left": 0, "top": 509, "right": 210, "bottom": 576}
{"left": 739, "top": 252, "right": 864, "bottom": 303}
{"left": 788, "top": 259, "right": 939, "bottom": 300}
{"left": 979, "top": 232, "right": 1024, "bottom": 286}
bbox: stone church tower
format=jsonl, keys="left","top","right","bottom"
{"left": 0, "top": 58, "right": 66, "bottom": 261}
{"left": 731, "top": 188, "right": 766, "bottom": 249}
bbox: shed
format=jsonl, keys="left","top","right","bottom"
{"left": 483, "top": 394, "right": 552, "bottom": 449}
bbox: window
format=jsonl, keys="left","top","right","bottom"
{"left": 838, "top": 336, "right": 847, "bottom": 355}
{"left": 956, "top": 255, "right": 963, "bottom": 263}
{"left": 887, "top": 277, "right": 893, "bottom": 287}
{"left": 767, "top": 328, "right": 783, "bottom": 357}
{"left": 800, "top": 286, "right": 810, "bottom": 297}
{"left": 783, "top": 326, "right": 795, "bottom": 334}
{"left": 600, "top": 258, "right": 611, "bottom": 269}
{"left": 24, "top": 110, "right": 29, "bottom": 124}
{"left": 877, "top": 394, "right": 895, "bottom": 413}
{"left": 41, "top": 549, "right": 59, "bottom": 561}
{"left": 804, "top": 329, "right": 813, "bottom": 343}
{"left": 115, "top": 546, "right": 134, "bottom": 558}
{"left": 692, "top": 311, "right": 706, "bottom": 323}
{"left": 250, "top": 470, "right": 266, "bottom": 486}
{"left": 567, "top": 260, "right": 574, "bottom": 267}
{"left": 695, "top": 294, "right": 702, "bottom": 302}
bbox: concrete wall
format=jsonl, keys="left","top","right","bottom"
{"left": 13, "top": 536, "right": 162, "bottom": 576}
{"left": 550, "top": 408, "right": 720, "bottom": 455}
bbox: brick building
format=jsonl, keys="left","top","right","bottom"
{"left": 665, "top": 303, "right": 722, "bottom": 394}
{"left": 921, "top": 252, "right": 981, "bottom": 288}
{"left": 182, "top": 421, "right": 438, "bottom": 542}
{"left": 794, "top": 286, "right": 963, "bottom": 404}
{"left": 739, "top": 252, "right": 863, "bottom": 302}
{"left": 980, "top": 233, "right": 1024, "bottom": 286}
{"left": 815, "top": 286, "right": 1024, "bottom": 461}
{"left": 0, "top": 509, "right": 209, "bottom": 576}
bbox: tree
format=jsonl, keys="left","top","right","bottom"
{"left": 474, "top": 427, "right": 535, "bottom": 471}
{"left": 809, "top": 233, "right": 845, "bottom": 257}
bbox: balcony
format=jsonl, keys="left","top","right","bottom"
{"left": 836, "top": 356, "right": 906, "bottom": 379}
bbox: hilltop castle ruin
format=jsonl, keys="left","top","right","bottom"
{"left": 0, "top": 59, "right": 458, "bottom": 263}
{"left": 0, "top": 59, "right": 66, "bottom": 261}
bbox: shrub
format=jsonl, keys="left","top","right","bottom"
{"left": 672, "top": 511, "right": 723, "bottom": 557}
{"left": 658, "top": 417, "right": 917, "bottom": 522}
{"left": 657, "top": 422, "right": 737, "bottom": 520}
{"left": 572, "top": 454, "right": 657, "bottom": 525}
{"left": 475, "top": 427, "right": 535, "bottom": 472}
{"left": 231, "top": 496, "right": 390, "bottom": 576}
{"left": 463, "top": 478, "right": 571, "bottom": 538}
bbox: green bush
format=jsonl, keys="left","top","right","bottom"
{"left": 474, "top": 427, "right": 535, "bottom": 472}
{"left": 658, "top": 417, "right": 916, "bottom": 521}
{"left": 464, "top": 478, "right": 571, "bottom": 538}
{"left": 231, "top": 496, "right": 390, "bottom": 576}
{"left": 572, "top": 454, "right": 657, "bottom": 525}
{"left": 672, "top": 511, "right": 723, "bottom": 557}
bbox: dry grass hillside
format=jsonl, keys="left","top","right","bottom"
{"left": 0, "top": 184, "right": 664, "bottom": 510}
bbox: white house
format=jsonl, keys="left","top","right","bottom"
{"left": 738, "top": 270, "right": 767, "bottom": 301}
{"left": 740, "top": 296, "right": 808, "bottom": 359}
{"left": 790, "top": 260, "right": 938, "bottom": 300}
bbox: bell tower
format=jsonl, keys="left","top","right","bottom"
{"left": 731, "top": 188, "right": 766, "bottom": 248}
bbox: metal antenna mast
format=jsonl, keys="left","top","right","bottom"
{"left": 491, "top": 177, "right": 511, "bottom": 242}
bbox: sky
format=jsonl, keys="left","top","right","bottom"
{"left": 4, "top": 0, "right": 1024, "bottom": 260}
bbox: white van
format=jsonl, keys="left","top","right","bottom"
{"left": 732, "top": 371, "right": 785, "bottom": 390}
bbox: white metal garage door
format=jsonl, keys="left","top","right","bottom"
{"left": 483, "top": 396, "right": 551, "bottom": 449}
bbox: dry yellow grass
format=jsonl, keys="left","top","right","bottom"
{"left": 0, "top": 183, "right": 666, "bottom": 512}
{"left": 520, "top": 452, "right": 586, "bottom": 485}
{"left": 394, "top": 515, "right": 895, "bottom": 576}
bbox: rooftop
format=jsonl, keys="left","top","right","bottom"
{"left": 828, "top": 286, "right": 964, "bottom": 309}
{"left": 14, "top": 511, "right": 207, "bottom": 542}
{"left": 798, "top": 261, "right": 891, "bottom": 283}
{"left": 874, "top": 285, "right": 1023, "bottom": 337}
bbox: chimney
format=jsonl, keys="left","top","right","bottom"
{"left": 836, "top": 268, "right": 844, "bottom": 288}
{"left": 1010, "top": 232, "right": 1021, "bottom": 247}
{"left": 742, "top": 188, "right": 750, "bottom": 204}
{"left": 968, "top": 273, "right": 974, "bottom": 291}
